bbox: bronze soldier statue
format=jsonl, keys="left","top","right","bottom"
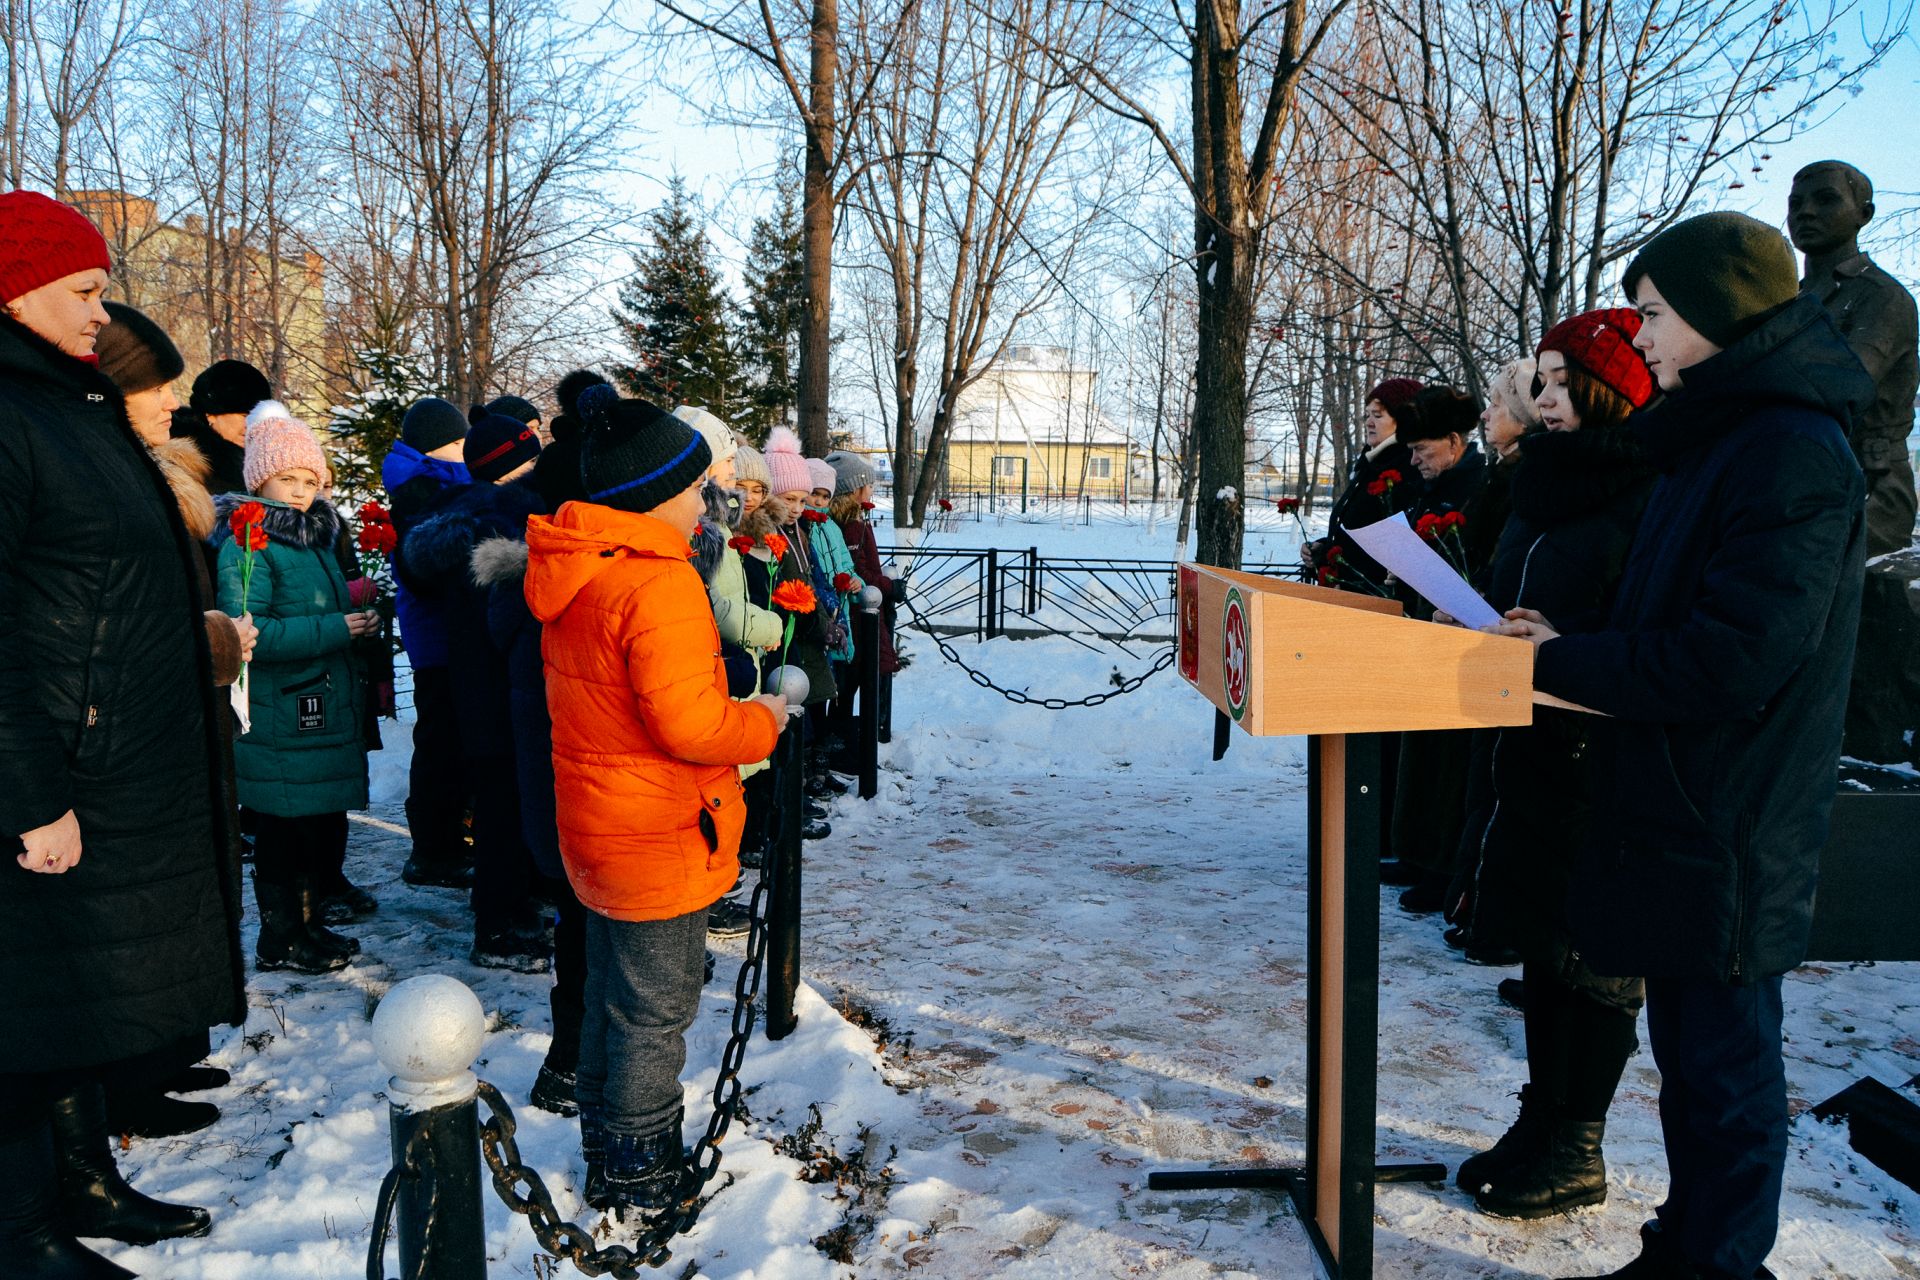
{"left": 1791, "top": 161, "right": 1920, "bottom": 768}
{"left": 1790, "top": 160, "right": 1917, "bottom": 556}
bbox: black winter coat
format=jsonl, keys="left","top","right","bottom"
{"left": 1536, "top": 295, "right": 1871, "bottom": 981}
{"left": 1315, "top": 439, "right": 1423, "bottom": 585}
{"left": 0, "top": 317, "right": 241, "bottom": 1071}
{"left": 1465, "top": 427, "right": 1654, "bottom": 983}
{"left": 1395, "top": 444, "right": 1490, "bottom": 620}
{"left": 398, "top": 478, "right": 545, "bottom": 761}
{"left": 473, "top": 537, "right": 563, "bottom": 881}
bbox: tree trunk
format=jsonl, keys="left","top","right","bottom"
{"left": 1189, "top": 5, "right": 1251, "bottom": 571}
{"left": 796, "top": 0, "right": 838, "bottom": 458}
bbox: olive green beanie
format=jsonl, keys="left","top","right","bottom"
{"left": 1621, "top": 212, "right": 1799, "bottom": 348}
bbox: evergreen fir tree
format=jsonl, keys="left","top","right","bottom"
{"left": 612, "top": 178, "right": 742, "bottom": 415}
{"left": 327, "top": 345, "right": 438, "bottom": 504}
{"left": 735, "top": 176, "right": 804, "bottom": 445}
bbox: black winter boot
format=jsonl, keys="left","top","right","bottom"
{"left": 1474, "top": 1116, "right": 1608, "bottom": 1219}
{"left": 254, "top": 876, "right": 348, "bottom": 974}
{"left": 297, "top": 879, "right": 360, "bottom": 960}
{"left": 50, "top": 1085, "right": 211, "bottom": 1245}
{"left": 1562, "top": 1220, "right": 1700, "bottom": 1278}
{"left": 1455, "top": 1085, "right": 1550, "bottom": 1192}
{"left": 602, "top": 1111, "right": 689, "bottom": 1221}
{"left": 0, "top": 1120, "right": 135, "bottom": 1279}
{"left": 104, "top": 1089, "right": 219, "bottom": 1141}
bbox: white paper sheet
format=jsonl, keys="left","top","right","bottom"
{"left": 1339, "top": 512, "right": 1503, "bottom": 630}
{"left": 230, "top": 665, "right": 251, "bottom": 736}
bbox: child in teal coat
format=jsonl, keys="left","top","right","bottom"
{"left": 212, "top": 413, "right": 381, "bottom": 975}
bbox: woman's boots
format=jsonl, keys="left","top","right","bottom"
{"left": 0, "top": 1121, "right": 134, "bottom": 1279}
{"left": 1455, "top": 1084, "right": 1549, "bottom": 1192}
{"left": 49, "top": 1084, "right": 211, "bottom": 1246}
{"left": 253, "top": 875, "right": 354, "bottom": 972}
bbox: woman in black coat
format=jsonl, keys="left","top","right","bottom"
{"left": 1304, "top": 377, "right": 1426, "bottom": 590}
{"left": 0, "top": 191, "right": 229, "bottom": 1275}
{"left": 1383, "top": 386, "right": 1490, "bottom": 909}
{"left": 1450, "top": 309, "right": 1658, "bottom": 1221}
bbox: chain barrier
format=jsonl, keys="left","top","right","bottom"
{"left": 367, "top": 1128, "right": 440, "bottom": 1280}
{"left": 897, "top": 597, "right": 1178, "bottom": 709}
{"left": 471, "top": 874, "right": 774, "bottom": 1275}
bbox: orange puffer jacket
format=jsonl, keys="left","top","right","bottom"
{"left": 525, "top": 502, "right": 783, "bottom": 921}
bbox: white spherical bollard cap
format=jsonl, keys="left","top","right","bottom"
{"left": 372, "top": 974, "right": 487, "bottom": 1110}
{"left": 765, "top": 663, "right": 809, "bottom": 709}
{"left": 857, "top": 585, "right": 883, "bottom": 612}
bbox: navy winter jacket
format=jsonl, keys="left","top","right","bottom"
{"left": 381, "top": 442, "right": 470, "bottom": 668}
{"left": 396, "top": 478, "right": 544, "bottom": 761}
{"left": 1535, "top": 295, "right": 1871, "bottom": 981}
{"left": 473, "top": 537, "right": 563, "bottom": 879}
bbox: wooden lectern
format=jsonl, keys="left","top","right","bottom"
{"left": 1156, "top": 563, "right": 1537, "bottom": 1279}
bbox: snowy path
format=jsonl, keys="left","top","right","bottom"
{"left": 90, "top": 631, "right": 1920, "bottom": 1279}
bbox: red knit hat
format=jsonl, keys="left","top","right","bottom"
{"left": 0, "top": 191, "right": 111, "bottom": 304}
{"left": 1365, "top": 377, "right": 1425, "bottom": 421}
{"left": 1537, "top": 308, "right": 1654, "bottom": 409}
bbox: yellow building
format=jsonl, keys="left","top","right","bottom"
{"left": 69, "top": 190, "right": 331, "bottom": 422}
{"left": 942, "top": 345, "right": 1140, "bottom": 501}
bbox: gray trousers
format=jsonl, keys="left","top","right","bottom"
{"left": 577, "top": 907, "right": 708, "bottom": 1138}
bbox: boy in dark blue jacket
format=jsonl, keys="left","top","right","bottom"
{"left": 383, "top": 398, "right": 473, "bottom": 887}
{"left": 1496, "top": 213, "right": 1869, "bottom": 1280}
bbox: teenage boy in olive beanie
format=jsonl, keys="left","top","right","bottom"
{"left": 526, "top": 397, "right": 784, "bottom": 1217}
{"left": 1495, "top": 212, "right": 1869, "bottom": 1280}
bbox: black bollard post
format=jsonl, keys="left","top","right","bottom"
{"left": 985, "top": 548, "right": 1000, "bottom": 639}
{"left": 854, "top": 590, "right": 882, "bottom": 799}
{"left": 765, "top": 722, "right": 805, "bottom": 1040}
{"left": 369, "top": 976, "right": 490, "bottom": 1280}
{"left": 877, "top": 647, "right": 894, "bottom": 745}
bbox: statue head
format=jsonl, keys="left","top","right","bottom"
{"left": 1788, "top": 161, "right": 1874, "bottom": 256}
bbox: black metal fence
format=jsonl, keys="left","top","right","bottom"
{"left": 880, "top": 544, "right": 1306, "bottom": 653}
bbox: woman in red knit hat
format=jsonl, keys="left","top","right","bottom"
{"left": 0, "top": 191, "right": 228, "bottom": 1276}
{"left": 1451, "top": 307, "right": 1658, "bottom": 1223}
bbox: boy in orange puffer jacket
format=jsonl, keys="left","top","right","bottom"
{"left": 524, "top": 396, "right": 786, "bottom": 1217}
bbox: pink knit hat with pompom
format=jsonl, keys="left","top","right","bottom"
{"left": 244, "top": 410, "right": 332, "bottom": 493}
{"left": 764, "top": 426, "right": 814, "bottom": 497}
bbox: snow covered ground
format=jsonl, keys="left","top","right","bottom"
{"left": 96, "top": 532, "right": 1920, "bottom": 1279}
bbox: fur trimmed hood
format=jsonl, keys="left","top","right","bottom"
{"left": 470, "top": 535, "right": 529, "bottom": 588}
{"left": 737, "top": 492, "right": 791, "bottom": 541}
{"left": 209, "top": 490, "right": 343, "bottom": 550}
{"left": 150, "top": 438, "right": 217, "bottom": 542}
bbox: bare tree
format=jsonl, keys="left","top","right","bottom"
{"left": 1318, "top": 0, "right": 1909, "bottom": 384}
{"left": 845, "top": 0, "right": 1120, "bottom": 528}
{"left": 324, "top": 0, "right": 626, "bottom": 404}
{"left": 650, "top": 0, "right": 918, "bottom": 456}
{"left": 1051, "top": 0, "right": 1350, "bottom": 569}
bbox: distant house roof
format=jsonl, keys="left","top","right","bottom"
{"left": 950, "top": 345, "right": 1132, "bottom": 447}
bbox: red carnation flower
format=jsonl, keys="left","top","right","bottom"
{"left": 1415, "top": 513, "right": 1441, "bottom": 539}
{"left": 1316, "top": 565, "right": 1337, "bottom": 586}
{"left": 1328, "top": 544, "right": 1347, "bottom": 562}
{"left": 833, "top": 572, "right": 856, "bottom": 593}
{"left": 229, "top": 500, "right": 266, "bottom": 538}
{"left": 938, "top": 498, "right": 954, "bottom": 512}
{"left": 1439, "top": 510, "right": 1467, "bottom": 531}
{"left": 762, "top": 532, "right": 790, "bottom": 560}
{"left": 358, "top": 500, "right": 391, "bottom": 526}
{"left": 1378, "top": 469, "right": 1403, "bottom": 486}
{"left": 727, "top": 535, "right": 756, "bottom": 553}
{"left": 801, "top": 508, "right": 829, "bottom": 524}
{"left": 1365, "top": 478, "right": 1387, "bottom": 496}
{"left": 244, "top": 525, "right": 269, "bottom": 552}
{"left": 860, "top": 501, "right": 876, "bottom": 511}
{"left": 1275, "top": 496, "right": 1301, "bottom": 514}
